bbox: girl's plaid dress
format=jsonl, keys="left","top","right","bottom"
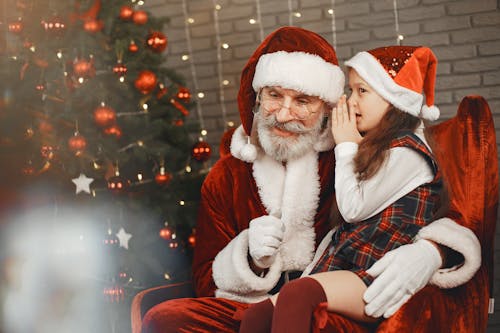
{"left": 310, "top": 132, "right": 444, "bottom": 286}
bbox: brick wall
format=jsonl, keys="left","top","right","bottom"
{"left": 146, "top": 0, "right": 500, "bottom": 330}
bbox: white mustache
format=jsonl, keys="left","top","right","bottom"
{"left": 260, "top": 114, "right": 314, "bottom": 134}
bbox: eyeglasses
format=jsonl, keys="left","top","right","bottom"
{"left": 256, "top": 88, "right": 323, "bottom": 120}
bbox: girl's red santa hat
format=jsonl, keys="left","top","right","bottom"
{"left": 233, "top": 26, "right": 345, "bottom": 162}
{"left": 345, "top": 45, "right": 440, "bottom": 121}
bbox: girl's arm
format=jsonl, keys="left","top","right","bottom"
{"left": 335, "top": 145, "right": 433, "bottom": 223}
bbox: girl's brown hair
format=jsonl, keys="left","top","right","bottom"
{"left": 354, "top": 106, "right": 420, "bottom": 181}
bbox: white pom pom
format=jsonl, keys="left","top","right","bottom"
{"left": 421, "top": 105, "right": 440, "bottom": 121}
{"left": 240, "top": 142, "right": 258, "bottom": 162}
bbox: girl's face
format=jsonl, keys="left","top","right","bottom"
{"left": 347, "top": 69, "right": 390, "bottom": 134}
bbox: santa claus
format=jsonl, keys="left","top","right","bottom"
{"left": 141, "top": 26, "right": 480, "bottom": 332}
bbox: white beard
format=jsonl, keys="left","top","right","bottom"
{"left": 256, "top": 111, "right": 323, "bottom": 162}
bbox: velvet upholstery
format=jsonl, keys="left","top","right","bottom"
{"left": 131, "top": 96, "right": 497, "bottom": 333}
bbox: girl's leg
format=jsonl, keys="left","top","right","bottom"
{"left": 239, "top": 295, "right": 277, "bottom": 333}
{"left": 309, "top": 270, "right": 377, "bottom": 323}
{"left": 271, "top": 271, "right": 377, "bottom": 333}
{"left": 271, "top": 277, "right": 328, "bottom": 333}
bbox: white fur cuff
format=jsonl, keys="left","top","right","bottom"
{"left": 212, "top": 229, "right": 283, "bottom": 301}
{"left": 416, "top": 217, "right": 481, "bottom": 288}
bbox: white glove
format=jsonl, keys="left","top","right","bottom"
{"left": 248, "top": 215, "right": 285, "bottom": 269}
{"left": 363, "top": 239, "right": 442, "bottom": 318}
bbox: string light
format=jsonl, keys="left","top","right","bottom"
{"left": 181, "top": 54, "right": 189, "bottom": 61}
{"left": 393, "top": 0, "right": 403, "bottom": 45}
{"left": 329, "top": 0, "right": 337, "bottom": 48}
{"left": 181, "top": 0, "right": 205, "bottom": 131}
{"left": 255, "top": 0, "right": 264, "bottom": 41}
{"left": 221, "top": 43, "right": 229, "bottom": 49}
{"left": 212, "top": 0, "right": 229, "bottom": 129}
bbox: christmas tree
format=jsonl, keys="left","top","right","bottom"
{"left": 0, "top": 0, "right": 208, "bottom": 331}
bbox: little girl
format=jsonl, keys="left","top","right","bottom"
{"left": 239, "top": 45, "right": 445, "bottom": 332}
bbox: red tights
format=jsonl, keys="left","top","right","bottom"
{"left": 239, "top": 277, "right": 327, "bottom": 333}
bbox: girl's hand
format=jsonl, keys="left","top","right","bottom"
{"left": 331, "top": 95, "right": 363, "bottom": 144}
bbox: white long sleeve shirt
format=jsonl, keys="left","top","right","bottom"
{"left": 335, "top": 127, "right": 434, "bottom": 223}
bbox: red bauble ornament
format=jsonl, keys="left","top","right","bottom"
{"left": 134, "top": 70, "right": 157, "bottom": 94}
{"left": 94, "top": 105, "right": 116, "bottom": 127}
{"left": 41, "top": 15, "right": 66, "bottom": 36}
{"left": 112, "top": 62, "right": 127, "bottom": 76}
{"left": 119, "top": 5, "right": 134, "bottom": 20}
{"left": 192, "top": 141, "right": 212, "bottom": 162}
{"left": 8, "top": 19, "right": 24, "bottom": 34}
{"left": 73, "top": 58, "right": 95, "bottom": 78}
{"left": 40, "top": 145, "right": 55, "bottom": 159}
{"left": 146, "top": 31, "right": 168, "bottom": 53}
{"left": 107, "top": 175, "right": 129, "bottom": 192}
{"left": 104, "top": 124, "right": 122, "bottom": 138}
{"left": 132, "top": 10, "right": 148, "bottom": 25}
{"left": 155, "top": 167, "right": 172, "bottom": 185}
{"left": 188, "top": 229, "right": 196, "bottom": 247}
{"left": 176, "top": 87, "right": 191, "bottom": 102}
{"left": 159, "top": 226, "right": 173, "bottom": 240}
{"left": 38, "top": 120, "right": 53, "bottom": 134}
{"left": 83, "top": 19, "right": 103, "bottom": 33}
{"left": 128, "top": 40, "right": 139, "bottom": 53}
{"left": 68, "top": 133, "right": 86, "bottom": 154}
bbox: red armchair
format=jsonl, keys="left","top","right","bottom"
{"left": 131, "top": 96, "right": 497, "bottom": 333}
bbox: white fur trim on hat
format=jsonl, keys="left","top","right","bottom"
{"left": 252, "top": 51, "right": 345, "bottom": 104}
{"left": 345, "top": 51, "right": 423, "bottom": 117}
{"left": 420, "top": 104, "right": 440, "bottom": 121}
{"left": 230, "top": 125, "right": 260, "bottom": 163}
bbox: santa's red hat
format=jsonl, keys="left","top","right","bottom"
{"left": 238, "top": 26, "right": 344, "bottom": 136}
{"left": 345, "top": 46, "right": 440, "bottom": 121}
